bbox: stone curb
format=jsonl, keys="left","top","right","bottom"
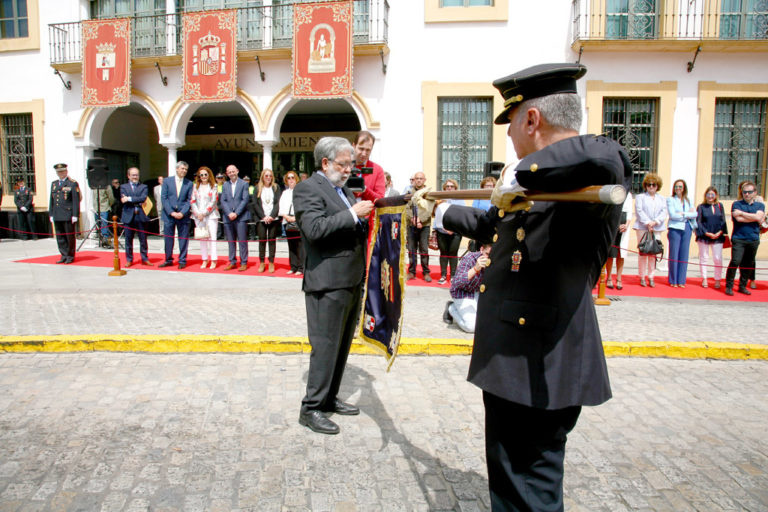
{"left": 1, "top": 335, "right": 767, "bottom": 360}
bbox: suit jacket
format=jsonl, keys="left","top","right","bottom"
{"left": 120, "top": 182, "right": 150, "bottom": 224}
{"left": 252, "top": 185, "right": 281, "bottom": 220}
{"left": 49, "top": 177, "right": 81, "bottom": 221}
{"left": 161, "top": 176, "right": 193, "bottom": 223}
{"left": 293, "top": 171, "right": 367, "bottom": 293}
{"left": 220, "top": 178, "right": 251, "bottom": 224}
{"left": 443, "top": 135, "right": 632, "bottom": 410}
{"left": 15, "top": 187, "right": 33, "bottom": 210}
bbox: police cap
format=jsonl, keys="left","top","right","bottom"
{"left": 492, "top": 63, "right": 587, "bottom": 125}
{"left": 53, "top": 163, "right": 68, "bottom": 170}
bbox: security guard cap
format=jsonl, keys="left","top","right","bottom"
{"left": 492, "top": 63, "right": 587, "bottom": 125}
{"left": 53, "top": 163, "right": 68, "bottom": 170}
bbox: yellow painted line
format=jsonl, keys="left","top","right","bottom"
{"left": 0, "top": 336, "right": 766, "bottom": 360}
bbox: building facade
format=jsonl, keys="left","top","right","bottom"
{"left": 0, "top": 0, "right": 766, "bottom": 255}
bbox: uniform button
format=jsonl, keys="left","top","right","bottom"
{"left": 493, "top": 234, "right": 498, "bottom": 242}
{"left": 498, "top": 209, "right": 505, "bottom": 218}
{"left": 479, "top": 284, "right": 486, "bottom": 293}
{"left": 530, "top": 164, "right": 538, "bottom": 172}
{"left": 486, "top": 258, "right": 491, "bottom": 266}
{"left": 518, "top": 317, "right": 526, "bottom": 326}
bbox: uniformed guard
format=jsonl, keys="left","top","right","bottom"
{"left": 14, "top": 178, "right": 37, "bottom": 240}
{"left": 49, "top": 163, "right": 81, "bottom": 264}
{"left": 425, "top": 63, "right": 633, "bottom": 511}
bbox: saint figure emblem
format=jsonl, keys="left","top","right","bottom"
{"left": 95, "top": 42, "right": 116, "bottom": 81}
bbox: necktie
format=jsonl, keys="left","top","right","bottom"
{"left": 336, "top": 187, "right": 360, "bottom": 224}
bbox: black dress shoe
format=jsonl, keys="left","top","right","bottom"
{"left": 55, "top": 258, "right": 66, "bottom": 264}
{"left": 299, "top": 410, "right": 339, "bottom": 435}
{"left": 64, "top": 258, "right": 74, "bottom": 264}
{"left": 178, "top": 263, "right": 186, "bottom": 270}
{"left": 443, "top": 301, "right": 454, "bottom": 324}
{"left": 158, "top": 261, "right": 173, "bottom": 268}
{"left": 737, "top": 286, "right": 751, "bottom": 296}
{"left": 327, "top": 399, "right": 359, "bottom": 416}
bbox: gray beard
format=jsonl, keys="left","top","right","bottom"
{"left": 325, "top": 168, "right": 348, "bottom": 187}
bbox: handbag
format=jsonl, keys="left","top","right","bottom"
{"left": 428, "top": 230, "right": 439, "bottom": 251}
{"left": 637, "top": 230, "right": 663, "bottom": 255}
{"left": 194, "top": 224, "right": 209, "bottom": 240}
{"left": 285, "top": 204, "right": 299, "bottom": 232}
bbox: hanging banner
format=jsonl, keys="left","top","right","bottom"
{"left": 182, "top": 9, "right": 237, "bottom": 103}
{"left": 357, "top": 205, "right": 408, "bottom": 369}
{"left": 81, "top": 18, "right": 131, "bottom": 108}
{"left": 292, "top": 1, "right": 353, "bottom": 99}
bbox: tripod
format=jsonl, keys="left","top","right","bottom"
{"left": 78, "top": 186, "right": 122, "bottom": 251}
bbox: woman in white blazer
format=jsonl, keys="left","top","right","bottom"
{"left": 191, "top": 166, "right": 220, "bottom": 269}
{"left": 633, "top": 173, "right": 668, "bottom": 287}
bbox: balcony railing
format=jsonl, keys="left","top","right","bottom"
{"left": 572, "top": 0, "right": 768, "bottom": 44}
{"left": 49, "top": 0, "right": 389, "bottom": 65}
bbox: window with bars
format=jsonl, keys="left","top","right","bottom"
{"left": 0, "top": 0, "right": 28, "bottom": 39}
{"left": 0, "top": 113, "right": 35, "bottom": 193}
{"left": 719, "top": 0, "right": 768, "bottom": 40}
{"left": 602, "top": 97, "right": 658, "bottom": 194}
{"left": 605, "top": 0, "right": 657, "bottom": 39}
{"left": 437, "top": 97, "right": 492, "bottom": 190}
{"left": 711, "top": 98, "right": 767, "bottom": 198}
{"left": 90, "top": 0, "right": 165, "bottom": 18}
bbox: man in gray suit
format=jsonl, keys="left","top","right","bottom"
{"left": 295, "top": 136, "right": 373, "bottom": 435}
{"left": 220, "top": 164, "right": 250, "bottom": 271}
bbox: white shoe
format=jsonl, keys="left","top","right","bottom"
{"left": 201, "top": 260, "right": 208, "bottom": 269}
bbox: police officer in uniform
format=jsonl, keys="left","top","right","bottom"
{"left": 14, "top": 178, "right": 37, "bottom": 240}
{"left": 429, "top": 63, "right": 633, "bottom": 511}
{"left": 49, "top": 163, "right": 81, "bottom": 263}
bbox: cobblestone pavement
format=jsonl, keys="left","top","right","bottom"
{"left": 1, "top": 239, "right": 768, "bottom": 343}
{"left": 0, "top": 353, "right": 766, "bottom": 512}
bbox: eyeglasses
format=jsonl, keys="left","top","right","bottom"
{"left": 674, "top": 185, "right": 684, "bottom": 189}
{"left": 646, "top": 183, "right": 658, "bottom": 188}
{"left": 286, "top": 176, "right": 296, "bottom": 180}
{"left": 706, "top": 193, "right": 716, "bottom": 197}
{"left": 332, "top": 160, "right": 354, "bottom": 169}
{"left": 199, "top": 174, "right": 208, "bottom": 177}
{"left": 743, "top": 189, "right": 756, "bottom": 194}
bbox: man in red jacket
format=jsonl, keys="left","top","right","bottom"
{"left": 352, "top": 130, "right": 386, "bottom": 201}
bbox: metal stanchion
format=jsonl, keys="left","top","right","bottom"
{"left": 108, "top": 215, "right": 126, "bottom": 277}
{"left": 594, "top": 264, "right": 610, "bottom": 306}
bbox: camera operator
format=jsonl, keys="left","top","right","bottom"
{"left": 351, "top": 130, "right": 386, "bottom": 201}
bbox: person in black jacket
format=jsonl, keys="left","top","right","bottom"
{"left": 14, "top": 178, "right": 37, "bottom": 240}
{"left": 430, "top": 63, "right": 633, "bottom": 511}
{"left": 49, "top": 163, "right": 81, "bottom": 263}
{"left": 252, "top": 168, "right": 282, "bottom": 273}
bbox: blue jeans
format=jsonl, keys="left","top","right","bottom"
{"left": 667, "top": 223, "right": 692, "bottom": 285}
{"left": 95, "top": 211, "right": 110, "bottom": 237}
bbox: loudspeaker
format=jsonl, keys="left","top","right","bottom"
{"left": 87, "top": 158, "right": 110, "bottom": 189}
{"left": 483, "top": 161, "right": 505, "bottom": 180}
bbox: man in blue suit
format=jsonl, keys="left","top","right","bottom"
{"left": 159, "top": 161, "right": 193, "bottom": 269}
{"left": 120, "top": 167, "right": 152, "bottom": 267}
{"left": 220, "top": 164, "right": 250, "bottom": 271}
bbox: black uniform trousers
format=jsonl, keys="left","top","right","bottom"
{"left": 484, "top": 392, "right": 581, "bottom": 512}
{"left": 726, "top": 238, "right": 759, "bottom": 288}
{"left": 407, "top": 224, "right": 431, "bottom": 276}
{"left": 53, "top": 220, "right": 76, "bottom": 260}
{"left": 301, "top": 283, "right": 362, "bottom": 414}
{"left": 17, "top": 210, "right": 36, "bottom": 240}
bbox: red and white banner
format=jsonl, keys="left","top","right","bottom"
{"left": 81, "top": 18, "right": 131, "bottom": 108}
{"left": 292, "top": 1, "right": 353, "bottom": 99}
{"left": 182, "top": 9, "right": 237, "bottom": 103}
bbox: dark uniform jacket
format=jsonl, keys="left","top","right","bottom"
{"left": 49, "top": 177, "right": 81, "bottom": 222}
{"left": 14, "top": 187, "right": 33, "bottom": 211}
{"left": 443, "top": 135, "right": 632, "bottom": 410}
{"left": 294, "top": 171, "right": 367, "bottom": 293}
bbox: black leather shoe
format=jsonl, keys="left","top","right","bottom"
{"left": 725, "top": 287, "right": 734, "bottom": 296}
{"left": 178, "top": 263, "right": 186, "bottom": 270}
{"left": 64, "top": 258, "right": 74, "bottom": 264}
{"left": 738, "top": 286, "right": 751, "bottom": 295}
{"left": 55, "top": 258, "right": 66, "bottom": 264}
{"left": 299, "top": 410, "right": 339, "bottom": 435}
{"left": 327, "top": 399, "right": 359, "bottom": 416}
{"left": 158, "top": 261, "right": 173, "bottom": 268}
{"left": 443, "top": 301, "right": 454, "bottom": 324}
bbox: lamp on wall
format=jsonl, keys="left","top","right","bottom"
{"left": 53, "top": 69, "right": 71, "bottom": 90}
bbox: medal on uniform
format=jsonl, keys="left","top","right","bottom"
{"left": 511, "top": 250, "right": 522, "bottom": 272}
{"left": 516, "top": 227, "right": 525, "bottom": 242}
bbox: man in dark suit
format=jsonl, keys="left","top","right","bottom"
{"left": 220, "top": 164, "right": 250, "bottom": 271}
{"left": 294, "top": 136, "right": 374, "bottom": 435}
{"left": 14, "top": 178, "right": 37, "bottom": 240}
{"left": 431, "top": 63, "right": 633, "bottom": 511}
{"left": 48, "top": 163, "right": 80, "bottom": 263}
{"left": 159, "top": 161, "right": 193, "bottom": 269}
{"left": 120, "top": 167, "right": 153, "bottom": 267}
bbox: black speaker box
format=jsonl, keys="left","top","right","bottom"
{"left": 87, "top": 158, "right": 110, "bottom": 188}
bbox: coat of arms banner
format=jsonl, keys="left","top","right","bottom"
{"left": 182, "top": 9, "right": 237, "bottom": 103}
{"left": 292, "top": 1, "right": 353, "bottom": 99}
{"left": 81, "top": 18, "right": 131, "bottom": 108}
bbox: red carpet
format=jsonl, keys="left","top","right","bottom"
{"left": 15, "top": 251, "right": 767, "bottom": 301}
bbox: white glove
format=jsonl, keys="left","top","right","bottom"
{"left": 20, "top": 207, "right": 27, "bottom": 212}
{"left": 412, "top": 187, "right": 435, "bottom": 216}
{"left": 49, "top": 217, "right": 53, "bottom": 224}
{"left": 71, "top": 216, "right": 78, "bottom": 223}
{"left": 490, "top": 172, "right": 531, "bottom": 212}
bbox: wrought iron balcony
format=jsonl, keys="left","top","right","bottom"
{"left": 49, "top": 0, "right": 389, "bottom": 66}
{"left": 572, "top": 0, "right": 767, "bottom": 46}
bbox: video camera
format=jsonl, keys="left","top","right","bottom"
{"left": 346, "top": 166, "right": 373, "bottom": 193}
